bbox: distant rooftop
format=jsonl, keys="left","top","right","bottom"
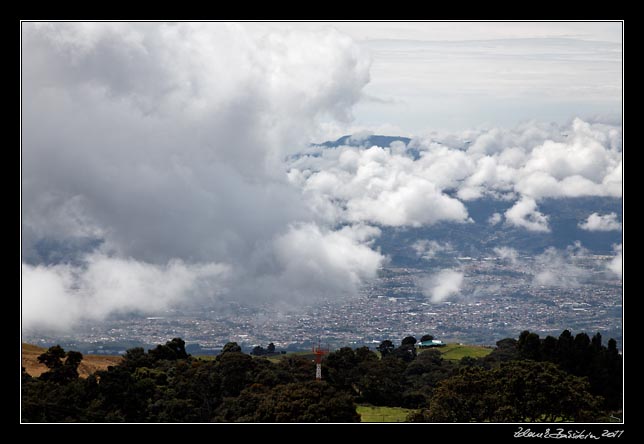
{"left": 418, "top": 339, "right": 445, "bottom": 347}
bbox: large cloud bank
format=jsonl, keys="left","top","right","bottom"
{"left": 22, "top": 22, "right": 380, "bottom": 332}
{"left": 288, "top": 118, "right": 621, "bottom": 229}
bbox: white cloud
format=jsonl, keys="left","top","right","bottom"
{"left": 22, "top": 263, "right": 82, "bottom": 333}
{"left": 579, "top": 212, "right": 622, "bottom": 231}
{"left": 514, "top": 119, "right": 622, "bottom": 200}
{"left": 494, "top": 246, "right": 519, "bottom": 265}
{"left": 22, "top": 22, "right": 380, "bottom": 331}
{"left": 532, "top": 243, "right": 588, "bottom": 288}
{"left": 608, "top": 243, "right": 622, "bottom": 278}
{"left": 412, "top": 240, "right": 453, "bottom": 260}
{"left": 266, "top": 223, "right": 385, "bottom": 302}
{"left": 22, "top": 255, "right": 231, "bottom": 332}
{"left": 488, "top": 212, "right": 503, "bottom": 226}
{"left": 292, "top": 145, "right": 470, "bottom": 227}
{"left": 290, "top": 117, "right": 621, "bottom": 232}
{"left": 345, "top": 176, "right": 468, "bottom": 227}
{"left": 417, "top": 269, "right": 464, "bottom": 303}
{"left": 504, "top": 197, "right": 550, "bottom": 232}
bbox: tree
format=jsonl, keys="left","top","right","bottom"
{"left": 541, "top": 335, "right": 558, "bottom": 362}
{"left": 393, "top": 343, "right": 417, "bottom": 363}
{"left": 416, "top": 367, "right": 494, "bottom": 422}
{"left": 274, "top": 355, "right": 315, "bottom": 384}
{"left": 323, "top": 347, "right": 361, "bottom": 393}
{"left": 357, "top": 356, "right": 406, "bottom": 406}
{"left": 557, "top": 329, "right": 575, "bottom": 369}
{"left": 219, "top": 381, "right": 360, "bottom": 422}
{"left": 591, "top": 332, "right": 603, "bottom": 351}
{"left": 459, "top": 356, "right": 478, "bottom": 368}
{"left": 417, "top": 361, "right": 603, "bottom": 422}
{"left": 220, "top": 342, "right": 242, "bottom": 355}
{"left": 607, "top": 338, "right": 618, "bottom": 355}
{"left": 517, "top": 330, "right": 541, "bottom": 360}
{"left": 267, "top": 343, "right": 276, "bottom": 354}
{"left": 37, "top": 346, "right": 84, "bottom": 384}
{"left": 121, "top": 347, "right": 153, "bottom": 370}
{"left": 420, "top": 334, "right": 434, "bottom": 343}
{"left": 92, "top": 365, "right": 156, "bottom": 422}
{"left": 512, "top": 329, "right": 622, "bottom": 412}
{"left": 149, "top": 360, "right": 223, "bottom": 422}
{"left": 213, "top": 383, "right": 270, "bottom": 422}
{"left": 149, "top": 338, "right": 189, "bottom": 361}
{"left": 62, "top": 351, "right": 83, "bottom": 380}
{"left": 216, "top": 350, "right": 255, "bottom": 397}
{"left": 37, "top": 345, "right": 66, "bottom": 370}
{"left": 376, "top": 340, "right": 395, "bottom": 358}
{"left": 401, "top": 336, "right": 417, "bottom": 346}
{"left": 251, "top": 346, "right": 266, "bottom": 356}
{"left": 483, "top": 338, "right": 519, "bottom": 367}
{"left": 403, "top": 349, "right": 456, "bottom": 408}
{"left": 355, "top": 346, "right": 378, "bottom": 363}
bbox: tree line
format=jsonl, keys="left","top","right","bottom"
{"left": 21, "top": 330, "right": 622, "bottom": 422}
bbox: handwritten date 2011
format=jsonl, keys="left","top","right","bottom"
{"left": 514, "top": 427, "right": 624, "bottom": 439}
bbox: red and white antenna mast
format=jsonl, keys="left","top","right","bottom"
{"left": 312, "top": 339, "right": 329, "bottom": 380}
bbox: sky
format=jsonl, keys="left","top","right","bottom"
{"left": 21, "top": 22, "right": 622, "bottom": 333}
{"left": 259, "top": 21, "right": 622, "bottom": 137}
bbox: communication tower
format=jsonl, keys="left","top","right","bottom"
{"left": 312, "top": 340, "right": 329, "bottom": 380}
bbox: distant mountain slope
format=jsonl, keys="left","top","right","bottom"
{"left": 22, "top": 343, "right": 122, "bottom": 378}
{"left": 316, "top": 134, "right": 411, "bottom": 148}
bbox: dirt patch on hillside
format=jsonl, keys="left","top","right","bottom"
{"left": 22, "top": 343, "right": 122, "bottom": 378}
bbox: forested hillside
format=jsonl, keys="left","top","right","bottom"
{"left": 21, "top": 330, "right": 622, "bottom": 423}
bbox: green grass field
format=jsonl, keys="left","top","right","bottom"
{"left": 356, "top": 405, "right": 415, "bottom": 422}
{"left": 432, "top": 343, "right": 493, "bottom": 361}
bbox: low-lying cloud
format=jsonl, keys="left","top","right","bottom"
{"left": 289, "top": 145, "right": 470, "bottom": 227}
{"left": 493, "top": 246, "right": 519, "bottom": 265}
{"left": 22, "top": 254, "right": 231, "bottom": 332}
{"left": 263, "top": 223, "right": 385, "bottom": 303}
{"left": 579, "top": 212, "right": 622, "bottom": 231}
{"left": 608, "top": 243, "right": 622, "bottom": 278}
{"left": 504, "top": 197, "right": 550, "bottom": 232}
{"left": 417, "top": 269, "right": 464, "bottom": 303}
{"left": 532, "top": 242, "right": 589, "bottom": 288}
{"left": 412, "top": 240, "right": 453, "bottom": 260}
{"left": 289, "top": 118, "right": 621, "bottom": 231}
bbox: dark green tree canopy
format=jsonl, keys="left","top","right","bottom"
{"left": 22, "top": 331, "right": 621, "bottom": 423}
{"left": 37, "top": 345, "right": 66, "bottom": 370}
{"left": 221, "top": 342, "right": 242, "bottom": 355}
{"left": 376, "top": 340, "right": 395, "bottom": 358}
{"left": 417, "top": 360, "right": 602, "bottom": 422}
{"left": 251, "top": 345, "right": 266, "bottom": 356}
{"left": 401, "top": 336, "right": 417, "bottom": 346}
{"left": 149, "top": 338, "right": 189, "bottom": 361}
{"left": 36, "top": 345, "right": 84, "bottom": 384}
